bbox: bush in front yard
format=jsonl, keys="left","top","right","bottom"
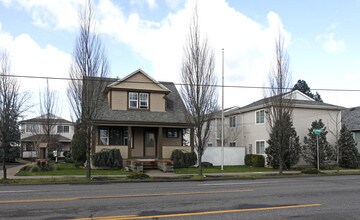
{"left": 244, "top": 154, "right": 265, "bottom": 167}
{"left": 171, "top": 150, "right": 197, "bottom": 168}
{"left": 92, "top": 149, "right": 123, "bottom": 169}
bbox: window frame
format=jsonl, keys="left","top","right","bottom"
{"left": 255, "top": 109, "right": 265, "bottom": 124}
{"left": 129, "top": 92, "right": 149, "bottom": 109}
{"left": 129, "top": 92, "right": 139, "bottom": 109}
{"left": 207, "top": 142, "right": 213, "bottom": 147}
{"left": 166, "top": 128, "right": 179, "bottom": 138}
{"left": 256, "top": 140, "right": 265, "bottom": 154}
{"left": 99, "top": 127, "right": 128, "bottom": 146}
{"left": 229, "top": 142, "right": 236, "bottom": 147}
{"left": 229, "top": 116, "right": 236, "bottom": 128}
{"left": 57, "top": 125, "right": 70, "bottom": 133}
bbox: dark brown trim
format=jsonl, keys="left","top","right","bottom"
{"left": 108, "top": 87, "right": 170, "bottom": 94}
{"left": 109, "top": 90, "right": 112, "bottom": 109}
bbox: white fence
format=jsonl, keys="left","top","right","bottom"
{"left": 201, "top": 146, "right": 245, "bottom": 166}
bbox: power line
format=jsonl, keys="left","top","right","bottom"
{"left": 2, "top": 73, "right": 360, "bottom": 92}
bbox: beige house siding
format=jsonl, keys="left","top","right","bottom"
{"left": 111, "top": 91, "right": 127, "bottom": 110}
{"left": 95, "top": 145, "right": 128, "bottom": 159}
{"left": 112, "top": 72, "right": 167, "bottom": 92}
{"left": 162, "top": 146, "right": 192, "bottom": 159}
{"left": 150, "top": 93, "right": 166, "bottom": 112}
{"left": 163, "top": 133, "right": 182, "bottom": 146}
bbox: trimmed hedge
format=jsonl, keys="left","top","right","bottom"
{"left": 244, "top": 154, "right": 265, "bottom": 167}
{"left": 92, "top": 149, "right": 123, "bottom": 169}
{"left": 170, "top": 149, "right": 197, "bottom": 168}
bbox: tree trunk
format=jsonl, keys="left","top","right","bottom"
{"left": 198, "top": 152, "right": 202, "bottom": 176}
{"left": 2, "top": 147, "right": 7, "bottom": 180}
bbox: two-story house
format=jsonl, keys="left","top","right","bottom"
{"left": 93, "top": 69, "right": 194, "bottom": 162}
{"left": 20, "top": 115, "right": 74, "bottom": 159}
{"left": 205, "top": 90, "right": 343, "bottom": 165}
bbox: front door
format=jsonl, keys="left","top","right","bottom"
{"left": 144, "top": 130, "right": 156, "bottom": 157}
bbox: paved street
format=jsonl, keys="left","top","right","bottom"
{"left": 0, "top": 175, "right": 360, "bottom": 219}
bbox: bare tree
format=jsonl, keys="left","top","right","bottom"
{"left": 67, "top": 0, "right": 109, "bottom": 179}
{"left": 264, "top": 30, "right": 293, "bottom": 174}
{"left": 327, "top": 111, "right": 342, "bottom": 171}
{"left": 180, "top": 8, "right": 218, "bottom": 176}
{"left": 39, "top": 79, "right": 59, "bottom": 162}
{"left": 0, "top": 51, "right": 29, "bottom": 179}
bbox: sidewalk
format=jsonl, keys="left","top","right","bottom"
{"left": 0, "top": 163, "right": 301, "bottom": 180}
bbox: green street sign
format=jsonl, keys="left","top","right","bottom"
{"left": 312, "top": 129, "right": 323, "bottom": 135}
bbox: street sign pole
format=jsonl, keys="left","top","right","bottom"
{"left": 317, "top": 134, "right": 319, "bottom": 171}
{"left": 312, "top": 129, "right": 323, "bottom": 171}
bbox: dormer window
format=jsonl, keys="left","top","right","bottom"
{"left": 129, "top": 92, "right": 149, "bottom": 109}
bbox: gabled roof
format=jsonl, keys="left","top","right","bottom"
{"left": 107, "top": 69, "right": 171, "bottom": 93}
{"left": 21, "top": 115, "right": 72, "bottom": 124}
{"left": 342, "top": 106, "right": 360, "bottom": 131}
{"left": 95, "top": 76, "right": 191, "bottom": 126}
{"left": 226, "top": 90, "right": 343, "bottom": 115}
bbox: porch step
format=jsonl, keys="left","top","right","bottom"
{"left": 142, "top": 160, "right": 157, "bottom": 170}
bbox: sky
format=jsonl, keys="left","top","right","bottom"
{"left": 1, "top": 0, "right": 360, "bottom": 121}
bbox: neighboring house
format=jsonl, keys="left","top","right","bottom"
{"left": 205, "top": 90, "right": 343, "bottom": 165}
{"left": 92, "top": 69, "right": 194, "bottom": 162}
{"left": 342, "top": 106, "right": 360, "bottom": 152}
{"left": 20, "top": 115, "right": 74, "bottom": 159}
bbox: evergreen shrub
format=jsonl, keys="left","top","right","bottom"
{"left": 244, "top": 154, "right": 265, "bottom": 167}
{"left": 170, "top": 149, "right": 197, "bottom": 168}
{"left": 92, "top": 149, "right": 123, "bottom": 169}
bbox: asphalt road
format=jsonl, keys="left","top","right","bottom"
{"left": 0, "top": 175, "right": 360, "bottom": 219}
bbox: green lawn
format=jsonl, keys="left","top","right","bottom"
{"left": 16, "top": 163, "right": 131, "bottom": 176}
{"left": 175, "top": 166, "right": 276, "bottom": 174}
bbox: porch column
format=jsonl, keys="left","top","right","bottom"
{"left": 128, "top": 126, "right": 132, "bottom": 159}
{"left": 190, "top": 127, "right": 194, "bottom": 152}
{"left": 157, "top": 127, "right": 163, "bottom": 158}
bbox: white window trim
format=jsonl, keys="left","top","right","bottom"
{"left": 139, "top": 92, "right": 149, "bottom": 109}
{"left": 207, "top": 142, "right": 213, "bottom": 147}
{"left": 255, "top": 109, "right": 265, "bottom": 124}
{"left": 229, "top": 142, "right": 236, "bottom": 147}
{"left": 255, "top": 140, "right": 265, "bottom": 154}
{"left": 129, "top": 92, "right": 139, "bottom": 109}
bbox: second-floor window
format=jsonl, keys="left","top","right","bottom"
{"left": 57, "top": 125, "right": 69, "bottom": 133}
{"left": 230, "top": 116, "right": 236, "bottom": 127}
{"left": 25, "top": 124, "right": 39, "bottom": 133}
{"left": 256, "top": 110, "right": 265, "bottom": 124}
{"left": 129, "top": 92, "right": 149, "bottom": 109}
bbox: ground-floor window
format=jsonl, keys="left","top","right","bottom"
{"left": 229, "top": 142, "right": 236, "bottom": 147}
{"left": 99, "top": 126, "right": 128, "bottom": 145}
{"left": 256, "top": 141, "right": 265, "bottom": 154}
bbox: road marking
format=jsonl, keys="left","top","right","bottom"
{"left": 0, "top": 189, "right": 253, "bottom": 204}
{"left": 0, "top": 190, "right": 38, "bottom": 193}
{"left": 73, "top": 203, "right": 321, "bottom": 220}
{"left": 199, "top": 181, "right": 281, "bottom": 186}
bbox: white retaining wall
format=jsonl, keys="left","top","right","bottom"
{"left": 201, "top": 147, "right": 245, "bottom": 166}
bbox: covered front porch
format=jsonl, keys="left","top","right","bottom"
{"left": 95, "top": 125, "right": 194, "bottom": 160}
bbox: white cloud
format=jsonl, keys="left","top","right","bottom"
{"left": 2, "top": 0, "right": 82, "bottom": 31}
{"left": 97, "top": 0, "right": 289, "bottom": 107}
{"left": 0, "top": 0, "right": 292, "bottom": 111}
{"left": 316, "top": 32, "right": 345, "bottom": 53}
{"left": 0, "top": 25, "right": 72, "bottom": 119}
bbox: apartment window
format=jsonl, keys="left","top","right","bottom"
{"left": 256, "top": 141, "right": 265, "bottom": 154}
{"left": 57, "top": 125, "right": 69, "bottom": 133}
{"left": 166, "top": 129, "right": 179, "bottom": 138}
{"left": 207, "top": 142, "right": 213, "bottom": 147}
{"left": 25, "top": 124, "right": 39, "bottom": 133}
{"left": 99, "top": 127, "right": 128, "bottom": 146}
{"left": 256, "top": 110, "right": 265, "bottom": 124}
{"left": 129, "top": 92, "right": 149, "bottom": 109}
{"left": 229, "top": 142, "right": 236, "bottom": 147}
{"left": 229, "top": 116, "right": 236, "bottom": 128}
